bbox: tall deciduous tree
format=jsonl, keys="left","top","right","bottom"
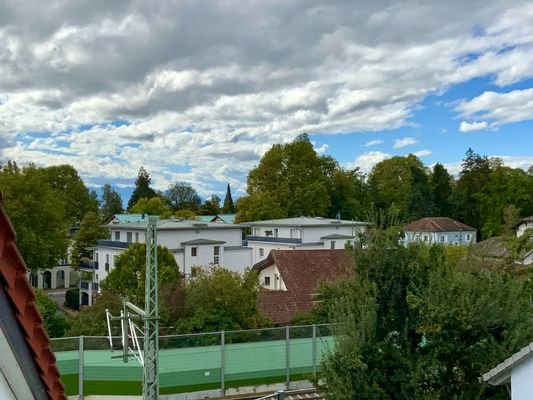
{"left": 70, "top": 211, "right": 110, "bottom": 269}
{"left": 0, "top": 164, "right": 69, "bottom": 271}
{"left": 406, "top": 164, "right": 434, "bottom": 220}
{"left": 431, "top": 163, "right": 453, "bottom": 217}
{"left": 127, "top": 167, "right": 157, "bottom": 210}
{"left": 198, "top": 195, "right": 221, "bottom": 215}
{"left": 42, "top": 164, "right": 99, "bottom": 224}
{"left": 165, "top": 182, "right": 202, "bottom": 211}
{"left": 129, "top": 196, "right": 172, "bottom": 218}
{"left": 328, "top": 168, "right": 368, "bottom": 220}
{"left": 222, "top": 183, "right": 235, "bottom": 213}
{"left": 237, "top": 133, "right": 334, "bottom": 221}
{"left": 100, "top": 184, "right": 123, "bottom": 221}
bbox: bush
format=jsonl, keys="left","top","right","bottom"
{"left": 65, "top": 288, "right": 80, "bottom": 310}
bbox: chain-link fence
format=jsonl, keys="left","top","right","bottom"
{"left": 51, "top": 324, "right": 334, "bottom": 398}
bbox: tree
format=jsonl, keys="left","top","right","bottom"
{"left": 100, "top": 243, "right": 181, "bottom": 312}
{"left": 452, "top": 148, "right": 492, "bottom": 232}
{"left": 165, "top": 182, "right": 201, "bottom": 211}
{"left": 431, "top": 163, "right": 453, "bottom": 217}
{"left": 34, "top": 289, "right": 69, "bottom": 338}
{"left": 237, "top": 134, "right": 334, "bottom": 221}
{"left": 70, "top": 211, "right": 109, "bottom": 269}
{"left": 100, "top": 184, "right": 123, "bottom": 221}
{"left": 222, "top": 183, "right": 235, "bottom": 213}
{"left": 129, "top": 196, "right": 172, "bottom": 218}
{"left": 0, "top": 164, "right": 69, "bottom": 271}
{"left": 367, "top": 154, "right": 426, "bottom": 220}
{"left": 198, "top": 195, "right": 221, "bottom": 215}
{"left": 177, "top": 266, "right": 269, "bottom": 333}
{"left": 328, "top": 168, "right": 368, "bottom": 220}
{"left": 42, "top": 164, "right": 99, "bottom": 224}
{"left": 406, "top": 164, "right": 434, "bottom": 220}
{"left": 67, "top": 290, "right": 122, "bottom": 336}
{"left": 317, "top": 230, "right": 532, "bottom": 399}
{"left": 127, "top": 167, "right": 157, "bottom": 210}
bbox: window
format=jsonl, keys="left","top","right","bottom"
{"left": 213, "top": 246, "right": 220, "bottom": 264}
{"left": 330, "top": 240, "right": 336, "bottom": 249}
{"left": 259, "top": 248, "right": 264, "bottom": 257}
{"left": 114, "top": 231, "right": 120, "bottom": 241}
{"left": 113, "top": 255, "right": 118, "bottom": 266}
{"left": 465, "top": 233, "right": 471, "bottom": 242}
{"left": 191, "top": 247, "right": 198, "bottom": 257}
{"left": 264, "top": 276, "right": 271, "bottom": 286}
{"left": 265, "top": 230, "right": 273, "bottom": 236}
{"left": 439, "top": 235, "right": 446, "bottom": 243}
{"left": 414, "top": 234, "right": 419, "bottom": 242}
{"left": 105, "top": 254, "right": 110, "bottom": 271}
{"left": 94, "top": 252, "right": 98, "bottom": 261}
{"left": 127, "top": 232, "right": 132, "bottom": 243}
{"left": 423, "top": 235, "right": 429, "bottom": 242}
{"left": 95, "top": 274, "right": 99, "bottom": 282}
{"left": 135, "top": 232, "right": 139, "bottom": 242}
{"left": 274, "top": 228, "right": 279, "bottom": 237}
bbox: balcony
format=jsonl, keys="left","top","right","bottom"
{"left": 245, "top": 235, "right": 302, "bottom": 244}
{"left": 96, "top": 240, "right": 131, "bottom": 249}
{"left": 80, "top": 280, "right": 99, "bottom": 291}
{"left": 79, "top": 260, "right": 98, "bottom": 271}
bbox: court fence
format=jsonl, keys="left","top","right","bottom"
{"left": 51, "top": 323, "right": 335, "bottom": 399}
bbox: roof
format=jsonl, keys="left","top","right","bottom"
{"left": 513, "top": 216, "right": 533, "bottom": 229}
{"left": 244, "top": 216, "right": 367, "bottom": 228}
{"left": 0, "top": 194, "right": 66, "bottom": 399}
{"left": 482, "top": 342, "right": 533, "bottom": 385}
{"left": 255, "top": 250, "right": 354, "bottom": 324}
{"left": 471, "top": 237, "right": 509, "bottom": 259}
{"left": 198, "top": 214, "right": 237, "bottom": 224}
{"left": 106, "top": 218, "right": 243, "bottom": 230}
{"left": 320, "top": 233, "right": 355, "bottom": 239}
{"left": 403, "top": 217, "right": 476, "bottom": 233}
{"left": 181, "top": 238, "right": 226, "bottom": 246}
{"left": 110, "top": 213, "right": 151, "bottom": 224}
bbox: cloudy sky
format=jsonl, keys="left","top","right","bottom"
{"left": 1, "top": 0, "right": 532, "bottom": 201}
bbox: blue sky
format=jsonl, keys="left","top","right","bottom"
{"left": 0, "top": 1, "right": 532, "bottom": 204}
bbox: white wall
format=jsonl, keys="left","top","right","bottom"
{"left": 516, "top": 221, "right": 533, "bottom": 237}
{"left": 258, "top": 264, "right": 286, "bottom": 290}
{"left": 511, "top": 357, "right": 533, "bottom": 400}
{"left": 223, "top": 248, "right": 253, "bottom": 273}
{"left": 301, "top": 225, "right": 359, "bottom": 242}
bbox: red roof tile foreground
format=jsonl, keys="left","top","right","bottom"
{"left": 403, "top": 217, "right": 476, "bottom": 233}
{"left": 254, "top": 250, "right": 353, "bottom": 324}
{"left": 0, "top": 194, "right": 66, "bottom": 400}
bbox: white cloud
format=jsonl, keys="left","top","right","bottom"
{"left": 363, "top": 139, "right": 384, "bottom": 147}
{"left": 0, "top": 1, "right": 532, "bottom": 194}
{"left": 458, "top": 121, "right": 488, "bottom": 132}
{"left": 456, "top": 88, "right": 533, "bottom": 127}
{"left": 348, "top": 151, "right": 391, "bottom": 173}
{"left": 393, "top": 137, "right": 418, "bottom": 148}
{"left": 413, "top": 149, "right": 432, "bottom": 157}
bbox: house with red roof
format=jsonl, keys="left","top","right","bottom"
{"left": 253, "top": 249, "right": 354, "bottom": 324}
{"left": 0, "top": 193, "right": 66, "bottom": 400}
{"left": 402, "top": 217, "right": 477, "bottom": 246}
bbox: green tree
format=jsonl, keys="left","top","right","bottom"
{"left": 127, "top": 167, "right": 157, "bottom": 210}
{"left": 237, "top": 133, "right": 334, "bottom": 221}
{"left": 431, "top": 163, "right": 453, "bottom": 217}
{"left": 100, "top": 184, "right": 123, "bottom": 221}
{"left": 178, "top": 267, "right": 269, "bottom": 332}
{"left": 367, "top": 154, "right": 425, "bottom": 220}
{"left": 406, "top": 164, "right": 434, "bottom": 220}
{"left": 452, "top": 148, "right": 492, "bottom": 232}
{"left": 100, "top": 243, "right": 182, "bottom": 323}
{"left": 70, "top": 211, "right": 109, "bottom": 269}
{"left": 34, "top": 289, "right": 69, "bottom": 338}
{"left": 0, "top": 164, "right": 69, "bottom": 271}
{"left": 129, "top": 196, "right": 173, "bottom": 218}
{"left": 42, "top": 164, "right": 99, "bottom": 224}
{"left": 165, "top": 182, "right": 202, "bottom": 211}
{"left": 198, "top": 195, "right": 221, "bottom": 215}
{"left": 328, "top": 168, "right": 368, "bottom": 220}
{"left": 222, "top": 183, "right": 235, "bottom": 213}
{"left": 67, "top": 290, "right": 123, "bottom": 336}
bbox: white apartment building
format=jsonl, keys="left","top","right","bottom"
{"left": 243, "top": 216, "right": 367, "bottom": 265}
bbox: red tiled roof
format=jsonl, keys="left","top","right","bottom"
{"left": 0, "top": 194, "right": 67, "bottom": 400}
{"left": 403, "top": 217, "right": 476, "bottom": 233}
{"left": 255, "top": 250, "right": 353, "bottom": 324}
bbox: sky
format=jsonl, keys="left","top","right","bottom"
{"left": 1, "top": 0, "right": 532, "bottom": 202}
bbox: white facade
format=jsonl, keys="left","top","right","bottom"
{"left": 515, "top": 218, "right": 533, "bottom": 237}
{"left": 258, "top": 264, "right": 287, "bottom": 291}
{"left": 89, "top": 219, "right": 252, "bottom": 296}
{"left": 245, "top": 217, "right": 367, "bottom": 264}
{"left": 403, "top": 230, "right": 476, "bottom": 246}
{"left": 511, "top": 357, "right": 533, "bottom": 400}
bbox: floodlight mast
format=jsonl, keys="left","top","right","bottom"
{"left": 143, "top": 216, "right": 159, "bottom": 399}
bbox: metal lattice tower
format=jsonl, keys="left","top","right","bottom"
{"left": 143, "top": 216, "right": 159, "bottom": 399}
